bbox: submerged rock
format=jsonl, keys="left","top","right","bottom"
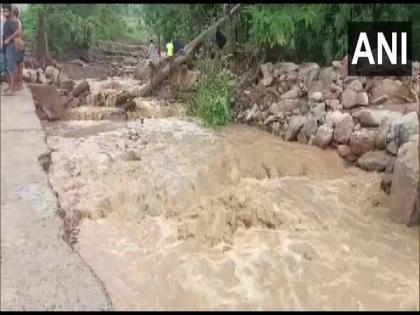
{"left": 333, "top": 113, "right": 354, "bottom": 144}
{"left": 285, "top": 116, "right": 305, "bottom": 141}
{"left": 356, "top": 150, "right": 394, "bottom": 172}
{"left": 312, "top": 125, "right": 333, "bottom": 148}
{"left": 349, "top": 129, "right": 377, "bottom": 157}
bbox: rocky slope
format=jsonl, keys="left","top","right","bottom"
{"left": 233, "top": 58, "right": 420, "bottom": 225}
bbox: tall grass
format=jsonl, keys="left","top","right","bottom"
{"left": 188, "top": 50, "right": 234, "bottom": 127}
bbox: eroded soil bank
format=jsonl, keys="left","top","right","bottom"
{"left": 43, "top": 98, "right": 419, "bottom": 310}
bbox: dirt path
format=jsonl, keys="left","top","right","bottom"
{"left": 0, "top": 87, "right": 112, "bottom": 311}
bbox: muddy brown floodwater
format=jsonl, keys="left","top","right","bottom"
{"left": 44, "top": 98, "right": 419, "bottom": 311}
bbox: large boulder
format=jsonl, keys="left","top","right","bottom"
{"left": 35, "top": 68, "right": 49, "bottom": 84}
{"left": 269, "top": 100, "right": 302, "bottom": 115}
{"left": 303, "top": 117, "right": 318, "bottom": 139}
{"left": 376, "top": 118, "right": 391, "bottom": 149}
{"left": 386, "top": 140, "right": 399, "bottom": 156}
{"left": 260, "top": 63, "right": 273, "bottom": 78}
{"left": 312, "top": 125, "right": 333, "bottom": 148}
{"left": 333, "top": 113, "right": 354, "bottom": 144}
{"left": 309, "top": 92, "right": 323, "bottom": 102}
{"left": 347, "top": 79, "right": 363, "bottom": 92}
{"left": 71, "top": 80, "right": 90, "bottom": 98}
{"left": 368, "top": 78, "right": 404, "bottom": 104}
{"left": 23, "top": 69, "right": 38, "bottom": 83}
{"left": 389, "top": 112, "right": 419, "bottom": 147}
{"left": 341, "top": 88, "right": 369, "bottom": 109}
{"left": 308, "top": 81, "right": 324, "bottom": 98}
{"left": 286, "top": 71, "right": 299, "bottom": 84}
{"left": 311, "top": 102, "right": 326, "bottom": 124}
{"left": 352, "top": 109, "right": 402, "bottom": 127}
{"left": 341, "top": 79, "right": 369, "bottom": 109}
{"left": 318, "top": 67, "right": 337, "bottom": 90}
{"left": 45, "top": 66, "right": 60, "bottom": 84}
{"left": 349, "top": 129, "right": 377, "bottom": 157}
{"left": 326, "top": 99, "right": 342, "bottom": 111}
{"left": 356, "top": 150, "right": 395, "bottom": 172}
{"left": 260, "top": 77, "right": 273, "bottom": 87}
{"left": 307, "top": 67, "right": 338, "bottom": 98}
{"left": 390, "top": 135, "right": 419, "bottom": 225}
{"left": 337, "top": 144, "right": 351, "bottom": 158}
{"left": 326, "top": 110, "right": 346, "bottom": 128}
{"left": 281, "top": 85, "right": 301, "bottom": 99}
{"left": 297, "top": 63, "right": 320, "bottom": 87}
{"left": 274, "top": 62, "right": 298, "bottom": 75}
{"left": 285, "top": 116, "right": 305, "bottom": 141}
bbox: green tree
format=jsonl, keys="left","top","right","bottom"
{"left": 21, "top": 4, "right": 147, "bottom": 56}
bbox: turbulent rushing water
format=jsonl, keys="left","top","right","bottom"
{"left": 44, "top": 104, "right": 419, "bottom": 310}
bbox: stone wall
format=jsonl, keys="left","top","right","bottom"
{"left": 234, "top": 57, "right": 420, "bottom": 225}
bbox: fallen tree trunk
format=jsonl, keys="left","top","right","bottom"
{"left": 133, "top": 4, "right": 241, "bottom": 97}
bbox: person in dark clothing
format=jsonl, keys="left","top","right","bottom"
{"left": 11, "top": 5, "right": 24, "bottom": 90}
{"left": 173, "top": 39, "right": 184, "bottom": 56}
{"left": 1, "top": 4, "right": 18, "bottom": 94}
{"left": 216, "top": 29, "right": 226, "bottom": 50}
{"left": 0, "top": 5, "right": 6, "bottom": 80}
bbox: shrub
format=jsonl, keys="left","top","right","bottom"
{"left": 188, "top": 50, "right": 234, "bottom": 127}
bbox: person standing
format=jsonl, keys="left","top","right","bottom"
{"left": 166, "top": 39, "right": 174, "bottom": 58}
{"left": 1, "top": 4, "right": 18, "bottom": 94}
{"left": 11, "top": 5, "right": 24, "bottom": 90}
{"left": 173, "top": 38, "right": 185, "bottom": 57}
{"left": 147, "top": 39, "right": 157, "bottom": 59}
{"left": 0, "top": 5, "right": 6, "bottom": 82}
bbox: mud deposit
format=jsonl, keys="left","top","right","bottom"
{"left": 44, "top": 101, "right": 419, "bottom": 310}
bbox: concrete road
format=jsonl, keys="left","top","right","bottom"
{"left": 1, "top": 87, "right": 112, "bottom": 311}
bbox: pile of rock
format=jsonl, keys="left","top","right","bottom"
{"left": 23, "top": 65, "right": 76, "bottom": 93}
{"left": 235, "top": 57, "right": 419, "bottom": 225}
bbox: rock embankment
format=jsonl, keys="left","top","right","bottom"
{"left": 234, "top": 57, "right": 420, "bottom": 225}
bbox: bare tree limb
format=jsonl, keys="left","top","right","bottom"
{"left": 133, "top": 4, "right": 241, "bottom": 97}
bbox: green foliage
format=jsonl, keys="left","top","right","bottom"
{"left": 188, "top": 54, "right": 234, "bottom": 127}
{"left": 195, "top": 73, "right": 233, "bottom": 127}
{"left": 245, "top": 4, "right": 316, "bottom": 49}
{"left": 21, "top": 4, "right": 420, "bottom": 66}
{"left": 140, "top": 3, "right": 419, "bottom": 64}
{"left": 21, "top": 4, "right": 148, "bottom": 56}
{"left": 142, "top": 4, "right": 220, "bottom": 45}
{"left": 245, "top": 4, "right": 416, "bottom": 64}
